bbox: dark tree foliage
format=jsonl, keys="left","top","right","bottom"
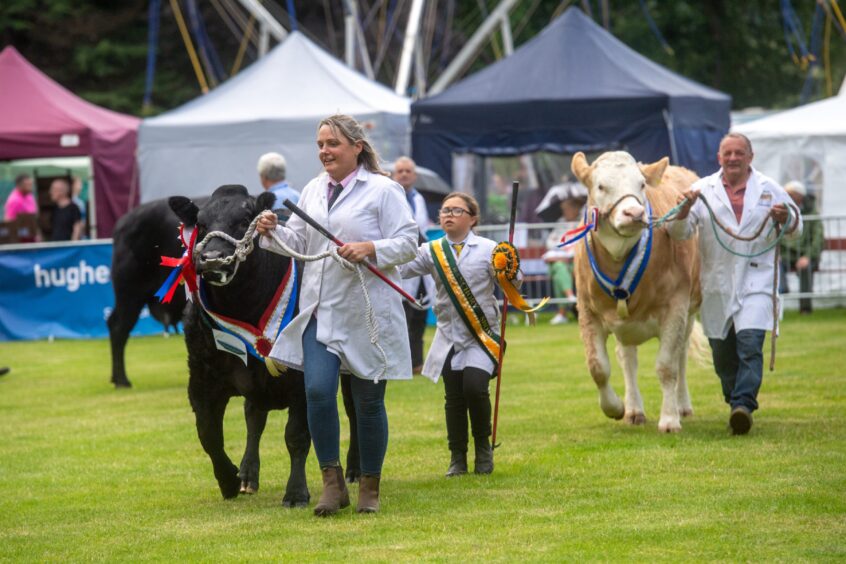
{"left": 1, "top": 0, "right": 843, "bottom": 116}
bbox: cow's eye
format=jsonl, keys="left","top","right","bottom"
{"left": 597, "top": 184, "right": 605, "bottom": 192}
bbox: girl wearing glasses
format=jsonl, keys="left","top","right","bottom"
{"left": 401, "top": 192, "right": 508, "bottom": 477}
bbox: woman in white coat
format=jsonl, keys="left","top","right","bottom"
{"left": 256, "top": 114, "right": 417, "bottom": 515}
{"left": 670, "top": 133, "right": 802, "bottom": 435}
{"left": 401, "top": 192, "right": 501, "bottom": 477}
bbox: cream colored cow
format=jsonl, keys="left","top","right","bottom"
{"left": 571, "top": 151, "right": 701, "bottom": 432}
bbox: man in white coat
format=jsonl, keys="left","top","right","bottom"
{"left": 671, "top": 133, "right": 802, "bottom": 435}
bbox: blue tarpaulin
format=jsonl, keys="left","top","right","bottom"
{"left": 411, "top": 7, "right": 731, "bottom": 182}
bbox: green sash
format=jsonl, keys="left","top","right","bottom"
{"left": 430, "top": 237, "right": 500, "bottom": 364}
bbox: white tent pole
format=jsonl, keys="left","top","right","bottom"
{"left": 500, "top": 13, "right": 514, "bottom": 55}
{"left": 87, "top": 159, "right": 97, "bottom": 239}
{"left": 342, "top": 0, "right": 374, "bottom": 78}
{"left": 429, "top": 0, "right": 520, "bottom": 95}
{"left": 395, "top": 0, "right": 426, "bottom": 95}
{"left": 663, "top": 109, "right": 679, "bottom": 165}
{"left": 345, "top": 9, "right": 355, "bottom": 68}
{"left": 259, "top": 23, "right": 269, "bottom": 57}
{"left": 235, "top": 0, "right": 287, "bottom": 44}
{"left": 413, "top": 33, "right": 427, "bottom": 97}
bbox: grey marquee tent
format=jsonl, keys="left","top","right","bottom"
{"left": 139, "top": 32, "right": 410, "bottom": 201}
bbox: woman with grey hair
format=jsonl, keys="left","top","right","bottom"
{"left": 256, "top": 114, "right": 417, "bottom": 516}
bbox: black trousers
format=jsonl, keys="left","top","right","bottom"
{"left": 441, "top": 348, "right": 492, "bottom": 453}
{"left": 403, "top": 283, "right": 428, "bottom": 368}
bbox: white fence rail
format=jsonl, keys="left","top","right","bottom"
{"left": 474, "top": 214, "right": 846, "bottom": 310}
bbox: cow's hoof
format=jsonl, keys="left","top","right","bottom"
{"left": 624, "top": 411, "right": 647, "bottom": 425}
{"left": 239, "top": 481, "right": 258, "bottom": 495}
{"left": 600, "top": 398, "right": 625, "bottom": 420}
{"left": 658, "top": 419, "right": 682, "bottom": 433}
{"left": 282, "top": 492, "right": 310, "bottom": 508}
{"left": 219, "top": 475, "right": 241, "bottom": 499}
{"left": 112, "top": 380, "right": 132, "bottom": 389}
{"left": 345, "top": 469, "right": 361, "bottom": 484}
{"left": 679, "top": 406, "right": 694, "bottom": 418}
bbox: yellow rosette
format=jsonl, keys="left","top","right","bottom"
{"left": 491, "top": 242, "right": 549, "bottom": 325}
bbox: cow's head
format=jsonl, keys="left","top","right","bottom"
{"left": 169, "top": 185, "right": 276, "bottom": 286}
{"left": 571, "top": 151, "right": 668, "bottom": 238}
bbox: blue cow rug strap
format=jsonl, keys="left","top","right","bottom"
{"left": 430, "top": 237, "right": 501, "bottom": 365}
{"left": 156, "top": 224, "right": 199, "bottom": 303}
{"left": 195, "top": 259, "right": 298, "bottom": 365}
{"left": 585, "top": 201, "right": 653, "bottom": 319}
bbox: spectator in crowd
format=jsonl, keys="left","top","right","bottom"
{"left": 393, "top": 155, "right": 435, "bottom": 374}
{"left": 256, "top": 114, "right": 417, "bottom": 516}
{"left": 258, "top": 152, "right": 299, "bottom": 223}
{"left": 671, "top": 133, "right": 802, "bottom": 435}
{"left": 779, "top": 180, "right": 824, "bottom": 314}
{"left": 49, "top": 178, "right": 83, "bottom": 241}
{"left": 4, "top": 173, "right": 37, "bottom": 222}
{"left": 537, "top": 181, "right": 587, "bottom": 324}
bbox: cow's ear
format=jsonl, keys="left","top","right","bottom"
{"left": 640, "top": 157, "right": 669, "bottom": 187}
{"left": 256, "top": 191, "right": 277, "bottom": 212}
{"left": 169, "top": 196, "right": 199, "bottom": 226}
{"left": 571, "top": 152, "right": 593, "bottom": 189}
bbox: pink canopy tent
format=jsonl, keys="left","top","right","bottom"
{"left": 0, "top": 46, "right": 140, "bottom": 237}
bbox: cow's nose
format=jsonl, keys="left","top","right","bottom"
{"left": 623, "top": 206, "right": 644, "bottom": 222}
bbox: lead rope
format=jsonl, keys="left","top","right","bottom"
{"left": 653, "top": 196, "right": 797, "bottom": 371}
{"left": 194, "top": 215, "right": 388, "bottom": 383}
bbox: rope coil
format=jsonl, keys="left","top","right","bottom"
{"left": 193, "top": 215, "right": 389, "bottom": 382}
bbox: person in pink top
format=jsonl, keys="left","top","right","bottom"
{"left": 4, "top": 174, "right": 38, "bottom": 221}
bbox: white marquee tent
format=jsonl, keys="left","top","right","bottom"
{"left": 733, "top": 80, "right": 846, "bottom": 216}
{"left": 139, "top": 31, "right": 410, "bottom": 202}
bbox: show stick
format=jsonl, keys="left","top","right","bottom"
{"left": 491, "top": 180, "right": 519, "bottom": 448}
{"left": 282, "top": 199, "right": 426, "bottom": 310}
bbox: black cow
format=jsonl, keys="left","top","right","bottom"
{"left": 169, "top": 185, "right": 360, "bottom": 504}
{"left": 108, "top": 199, "right": 189, "bottom": 388}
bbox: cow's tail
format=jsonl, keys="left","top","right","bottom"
{"left": 687, "top": 319, "right": 711, "bottom": 367}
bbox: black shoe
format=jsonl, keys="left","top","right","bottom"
{"left": 473, "top": 438, "right": 494, "bottom": 474}
{"left": 729, "top": 406, "right": 753, "bottom": 435}
{"left": 445, "top": 451, "right": 468, "bottom": 477}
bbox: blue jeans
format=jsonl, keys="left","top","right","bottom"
{"left": 708, "top": 325, "right": 766, "bottom": 412}
{"left": 302, "top": 317, "right": 388, "bottom": 475}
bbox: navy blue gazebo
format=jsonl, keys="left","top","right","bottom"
{"left": 411, "top": 7, "right": 731, "bottom": 184}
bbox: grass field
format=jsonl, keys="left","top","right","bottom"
{"left": 1, "top": 309, "right": 844, "bottom": 561}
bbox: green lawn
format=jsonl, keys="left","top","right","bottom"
{"left": 1, "top": 310, "right": 844, "bottom": 561}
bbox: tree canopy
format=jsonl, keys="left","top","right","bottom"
{"left": 1, "top": 0, "right": 844, "bottom": 116}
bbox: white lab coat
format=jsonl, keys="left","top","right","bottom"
{"left": 401, "top": 232, "right": 500, "bottom": 382}
{"left": 667, "top": 167, "right": 803, "bottom": 339}
{"left": 259, "top": 167, "right": 418, "bottom": 381}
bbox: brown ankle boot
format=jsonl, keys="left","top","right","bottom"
{"left": 314, "top": 465, "right": 350, "bottom": 517}
{"left": 356, "top": 474, "right": 381, "bottom": 513}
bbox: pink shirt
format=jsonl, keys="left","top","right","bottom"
{"left": 327, "top": 167, "right": 359, "bottom": 198}
{"left": 721, "top": 173, "right": 746, "bottom": 223}
{"left": 4, "top": 188, "right": 38, "bottom": 221}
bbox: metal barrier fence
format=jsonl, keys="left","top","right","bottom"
{"left": 475, "top": 214, "right": 846, "bottom": 311}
